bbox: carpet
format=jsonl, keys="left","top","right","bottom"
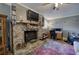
{"left": 32, "top": 39, "right": 75, "bottom": 55}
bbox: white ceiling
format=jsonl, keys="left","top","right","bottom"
{"left": 19, "top": 3, "right": 79, "bottom": 20}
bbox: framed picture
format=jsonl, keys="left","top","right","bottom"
{"left": 27, "top": 9, "right": 39, "bottom": 22}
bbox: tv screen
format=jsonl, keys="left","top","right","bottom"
{"left": 27, "top": 10, "right": 39, "bottom": 22}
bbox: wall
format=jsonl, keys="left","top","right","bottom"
{"left": 46, "top": 15, "right": 79, "bottom": 40}
{"left": 13, "top": 4, "right": 44, "bottom": 54}
{"left": 49, "top": 15, "right": 79, "bottom": 33}
{"left": 16, "top": 4, "right": 28, "bottom": 22}
{"left": 0, "top": 4, "right": 10, "bottom": 17}
{"left": 0, "top": 4, "right": 11, "bottom": 49}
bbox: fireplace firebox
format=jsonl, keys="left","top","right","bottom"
{"left": 24, "top": 30, "right": 38, "bottom": 43}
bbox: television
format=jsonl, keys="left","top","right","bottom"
{"left": 27, "top": 10, "right": 39, "bottom": 22}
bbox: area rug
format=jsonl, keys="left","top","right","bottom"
{"left": 32, "top": 39, "right": 75, "bottom": 55}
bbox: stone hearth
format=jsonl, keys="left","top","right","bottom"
{"left": 14, "top": 39, "right": 48, "bottom": 55}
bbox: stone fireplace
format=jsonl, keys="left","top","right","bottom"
{"left": 12, "top": 4, "right": 45, "bottom": 54}
{"left": 13, "top": 22, "right": 43, "bottom": 53}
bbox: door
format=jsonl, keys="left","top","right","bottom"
{"left": 0, "top": 16, "right": 4, "bottom": 54}
{"left": 0, "top": 15, "right": 7, "bottom": 55}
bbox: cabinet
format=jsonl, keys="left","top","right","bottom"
{"left": 56, "top": 31, "right": 63, "bottom": 40}
{"left": 0, "top": 14, "right": 7, "bottom": 55}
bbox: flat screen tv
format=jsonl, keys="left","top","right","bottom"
{"left": 27, "top": 10, "right": 39, "bottom": 22}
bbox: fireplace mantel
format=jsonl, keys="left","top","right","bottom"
{"left": 16, "top": 21, "right": 39, "bottom": 26}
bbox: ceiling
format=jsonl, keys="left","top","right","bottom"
{"left": 19, "top": 3, "right": 79, "bottom": 20}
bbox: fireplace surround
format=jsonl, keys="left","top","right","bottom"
{"left": 24, "top": 30, "right": 38, "bottom": 43}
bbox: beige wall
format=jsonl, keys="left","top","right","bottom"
{"left": 16, "top": 4, "right": 43, "bottom": 23}
{"left": 16, "top": 4, "right": 28, "bottom": 22}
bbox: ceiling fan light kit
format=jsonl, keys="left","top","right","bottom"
{"left": 53, "top": 3, "right": 63, "bottom": 10}
{"left": 42, "top": 3, "right": 63, "bottom": 10}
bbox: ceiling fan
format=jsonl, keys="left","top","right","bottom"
{"left": 41, "top": 3, "right": 63, "bottom": 10}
